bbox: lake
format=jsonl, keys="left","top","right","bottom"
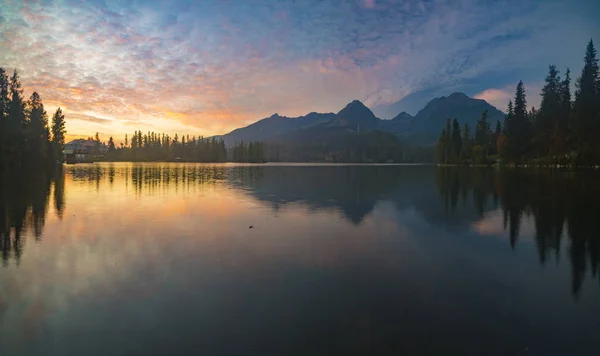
{"left": 1, "top": 163, "right": 599, "bottom": 355}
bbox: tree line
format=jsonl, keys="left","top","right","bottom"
{"left": 0, "top": 68, "right": 66, "bottom": 168}
{"left": 102, "top": 131, "right": 267, "bottom": 163}
{"left": 104, "top": 131, "right": 227, "bottom": 162}
{"left": 232, "top": 141, "right": 266, "bottom": 163}
{"left": 436, "top": 39, "right": 600, "bottom": 166}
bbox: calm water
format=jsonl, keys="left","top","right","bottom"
{"left": 1, "top": 163, "right": 599, "bottom": 355}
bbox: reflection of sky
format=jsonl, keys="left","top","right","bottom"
{"left": 1, "top": 164, "right": 599, "bottom": 355}
{"left": 1, "top": 0, "right": 599, "bottom": 140}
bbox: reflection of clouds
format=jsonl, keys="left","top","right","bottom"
{"left": 1, "top": 0, "right": 596, "bottom": 138}
{"left": 1, "top": 164, "right": 421, "bottom": 352}
{"left": 471, "top": 210, "right": 536, "bottom": 241}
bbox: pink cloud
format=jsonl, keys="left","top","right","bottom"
{"left": 361, "top": 0, "right": 376, "bottom": 9}
{"left": 474, "top": 88, "right": 512, "bottom": 111}
{"left": 474, "top": 82, "right": 542, "bottom": 112}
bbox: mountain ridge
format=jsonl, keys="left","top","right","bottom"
{"left": 217, "top": 92, "right": 505, "bottom": 146}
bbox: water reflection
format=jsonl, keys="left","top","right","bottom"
{"left": 3, "top": 163, "right": 599, "bottom": 300}
{"left": 1, "top": 163, "right": 600, "bottom": 355}
{"left": 435, "top": 168, "right": 600, "bottom": 298}
{"left": 0, "top": 166, "right": 63, "bottom": 265}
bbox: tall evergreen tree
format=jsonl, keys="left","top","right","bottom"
{"left": 505, "top": 81, "right": 531, "bottom": 161}
{"left": 27, "top": 92, "right": 49, "bottom": 158}
{"left": 108, "top": 137, "right": 116, "bottom": 152}
{"left": 537, "top": 66, "right": 561, "bottom": 155}
{"left": 490, "top": 120, "right": 502, "bottom": 155}
{"left": 51, "top": 108, "right": 66, "bottom": 160}
{"left": 574, "top": 39, "right": 599, "bottom": 157}
{"left": 7, "top": 70, "right": 26, "bottom": 154}
{"left": 557, "top": 67, "right": 571, "bottom": 151}
{"left": 435, "top": 129, "right": 449, "bottom": 163}
{"left": 475, "top": 109, "right": 490, "bottom": 150}
{"left": 451, "top": 118, "right": 462, "bottom": 163}
{"left": 0, "top": 68, "right": 9, "bottom": 159}
{"left": 461, "top": 123, "right": 472, "bottom": 161}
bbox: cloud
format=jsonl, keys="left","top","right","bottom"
{"left": 475, "top": 81, "right": 543, "bottom": 112}
{"left": 0, "top": 0, "right": 597, "bottom": 139}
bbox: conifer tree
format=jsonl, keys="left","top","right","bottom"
{"left": 574, "top": 39, "right": 599, "bottom": 158}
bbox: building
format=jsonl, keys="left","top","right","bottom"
{"left": 64, "top": 139, "right": 108, "bottom": 163}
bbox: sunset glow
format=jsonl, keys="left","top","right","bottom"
{"left": 1, "top": 0, "right": 598, "bottom": 141}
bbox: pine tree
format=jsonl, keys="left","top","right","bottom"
{"left": 557, "top": 67, "right": 571, "bottom": 152}
{"left": 538, "top": 66, "right": 561, "bottom": 155}
{"left": 490, "top": 120, "right": 502, "bottom": 155}
{"left": 7, "top": 70, "right": 26, "bottom": 155}
{"left": 50, "top": 107, "right": 66, "bottom": 161}
{"left": 435, "top": 129, "right": 449, "bottom": 163}
{"left": 475, "top": 109, "right": 490, "bottom": 151}
{"left": 0, "top": 68, "right": 9, "bottom": 160}
{"left": 27, "top": 92, "right": 49, "bottom": 158}
{"left": 461, "top": 123, "right": 472, "bottom": 162}
{"left": 451, "top": 118, "right": 462, "bottom": 163}
{"left": 574, "top": 39, "right": 599, "bottom": 158}
{"left": 505, "top": 81, "right": 531, "bottom": 161}
{"left": 108, "top": 137, "right": 116, "bottom": 152}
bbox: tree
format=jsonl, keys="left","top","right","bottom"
{"left": 574, "top": 39, "right": 599, "bottom": 160}
{"left": 125, "top": 134, "right": 128, "bottom": 148}
{"left": 94, "top": 132, "right": 101, "bottom": 154}
{"left": 435, "top": 129, "right": 449, "bottom": 163}
{"left": 27, "top": 92, "right": 49, "bottom": 158}
{"left": 108, "top": 137, "right": 116, "bottom": 152}
{"left": 557, "top": 68, "right": 571, "bottom": 152}
{"left": 0, "top": 68, "right": 9, "bottom": 160}
{"left": 451, "top": 118, "right": 462, "bottom": 163}
{"left": 475, "top": 109, "right": 490, "bottom": 152}
{"left": 490, "top": 120, "right": 502, "bottom": 155}
{"left": 536, "top": 65, "right": 562, "bottom": 156}
{"left": 460, "top": 123, "right": 472, "bottom": 161}
{"left": 504, "top": 81, "right": 531, "bottom": 161}
{"left": 7, "top": 70, "right": 26, "bottom": 155}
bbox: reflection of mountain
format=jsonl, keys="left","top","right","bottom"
{"left": 0, "top": 166, "right": 64, "bottom": 266}
{"left": 6, "top": 163, "right": 599, "bottom": 299}
{"left": 227, "top": 165, "right": 600, "bottom": 299}
{"left": 226, "top": 165, "right": 497, "bottom": 227}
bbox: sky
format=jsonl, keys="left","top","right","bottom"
{"left": 0, "top": 0, "right": 598, "bottom": 142}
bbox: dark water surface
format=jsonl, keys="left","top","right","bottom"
{"left": 1, "top": 163, "right": 599, "bottom": 355}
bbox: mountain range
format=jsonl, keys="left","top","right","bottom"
{"left": 217, "top": 92, "right": 506, "bottom": 147}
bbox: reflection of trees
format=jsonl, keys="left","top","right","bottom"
{"left": 69, "top": 163, "right": 228, "bottom": 196}
{"left": 0, "top": 165, "right": 64, "bottom": 266}
{"left": 435, "top": 167, "right": 600, "bottom": 298}
{"left": 227, "top": 165, "right": 418, "bottom": 225}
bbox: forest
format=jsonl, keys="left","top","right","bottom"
{"left": 102, "top": 133, "right": 266, "bottom": 163}
{"left": 0, "top": 68, "right": 66, "bottom": 169}
{"left": 265, "top": 130, "right": 433, "bottom": 163}
{"left": 436, "top": 39, "right": 600, "bottom": 166}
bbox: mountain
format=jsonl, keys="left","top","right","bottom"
{"left": 219, "top": 112, "right": 335, "bottom": 146}
{"left": 327, "top": 100, "right": 379, "bottom": 130}
{"left": 217, "top": 93, "right": 505, "bottom": 148}
{"left": 391, "top": 111, "right": 413, "bottom": 122}
{"left": 405, "top": 92, "right": 505, "bottom": 144}
{"left": 372, "top": 88, "right": 444, "bottom": 118}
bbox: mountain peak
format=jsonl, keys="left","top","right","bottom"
{"left": 269, "top": 113, "right": 281, "bottom": 119}
{"left": 331, "top": 99, "right": 378, "bottom": 130}
{"left": 342, "top": 99, "right": 368, "bottom": 110}
{"left": 448, "top": 92, "right": 469, "bottom": 99}
{"left": 390, "top": 111, "right": 413, "bottom": 122}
